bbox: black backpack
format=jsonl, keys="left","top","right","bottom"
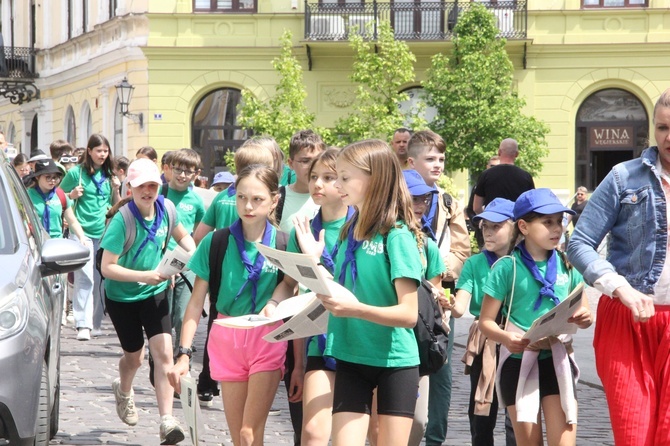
{"left": 208, "top": 227, "right": 289, "bottom": 310}
{"left": 383, "top": 233, "right": 449, "bottom": 376}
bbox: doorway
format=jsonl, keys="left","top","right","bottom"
{"left": 589, "top": 150, "right": 633, "bottom": 191}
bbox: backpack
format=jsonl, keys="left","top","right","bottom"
{"left": 95, "top": 199, "right": 178, "bottom": 278}
{"left": 275, "top": 185, "right": 287, "bottom": 225}
{"left": 430, "top": 192, "right": 452, "bottom": 249}
{"left": 383, "top": 233, "right": 450, "bottom": 376}
{"left": 208, "top": 227, "right": 288, "bottom": 311}
{"left": 55, "top": 187, "right": 67, "bottom": 217}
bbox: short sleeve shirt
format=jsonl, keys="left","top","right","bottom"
{"left": 60, "top": 165, "right": 113, "bottom": 239}
{"left": 278, "top": 186, "right": 320, "bottom": 233}
{"left": 27, "top": 187, "right": 73, "bottom": 239}
{"left": 455, "top": 253, "right": 491, "bottom": 317}
{"left": 165, "top": 187, "right": 205, "bottom": 250}
{"left": 201, "top": 190, "right": 237, "bottom": 230}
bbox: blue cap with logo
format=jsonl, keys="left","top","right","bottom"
{"left": 473, "top": 198, "right": 515, "bottom": 224}
{"left": 402, "top": 169, "right": 437, "bottom": 196}
{"left": 211, "top": 171, "right": 235, "bottom": 186}
{"left": 513, "top": 188, "right": 575, "bottom": 221}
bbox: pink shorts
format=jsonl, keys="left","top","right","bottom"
{"left": 207, "top": 314, "right": 287, "bottom": 382}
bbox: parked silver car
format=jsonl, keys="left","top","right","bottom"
{"left": 0, "top": 151, "right": 89, "bottom": 445}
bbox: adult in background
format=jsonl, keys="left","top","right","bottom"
{"left": 566, "top": 186, "right": 588, "bottom": 229}
{"left": 391, "top": 127, "right": 412, "bottom": 169}
{"left": 472, "top": 139, "right": 534, "bottom": 215}
{"left": 567, "top": 88, "right": 670, "bottom": 446}
{"left": 467, "top": 155, "right": 500, "bottom": 248}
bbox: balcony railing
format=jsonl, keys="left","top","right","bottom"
{"left": 305, "top": 1, "right": 527, "bottom": 41}
{"left": 0, "top": 46, "right": 38, "bottom": 79}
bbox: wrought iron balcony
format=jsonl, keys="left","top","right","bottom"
{"left": 304, "top": 1, "right": 527, "bottom": 41}
{"left": 0, "top": 46, "right": 39, "bottom": 104}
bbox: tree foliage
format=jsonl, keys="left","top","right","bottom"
{"left": 237, "top": 30, "right": 316, "bottom": 157}
{"left": 423, "top": 4, "right": 549, "bottom": 176}
{"left": 331, "top": 21, "right": 422, "bottom": 144}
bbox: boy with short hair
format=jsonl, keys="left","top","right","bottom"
{"left": 277, "top": 129, "right": 325, "bottom": 233}
{"left": 407, "top": 129, "right": 471, "bottom": 446}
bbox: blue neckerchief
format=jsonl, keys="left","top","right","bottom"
{"left": 128, "top": 195, "right": 166, "bottom": 264}
{"left": 226, "top": 184, "right": 237, "bottom": 197}
{"left": 316, "top": 334, "right": 337, "bottom": 371}
{"left": 425, "top": 188, "right": 438, "bottom": 228}
{"left": 35, "top": 187, "right": 56, "bottom": 233}
{"left": 515, "top": 241, "right": 560, "bottom": 310}
{"left": 311, "top": 206, "right": 356, "bottom": 273}
{"left": 337, "top": 214, "right": 363, "bottom": 291}
{"left": 482, "top": 249, "right": 498, "bottom": 267}
{"left": 90, "top": 169, "right": 108, "bottom": 197}
{"left": 229, "top": 219, "right": 273, "bottom": 313}
{"left": 421, "top": 215, "right": 436, "bottom": 241}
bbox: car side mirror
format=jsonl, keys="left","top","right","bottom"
{"left": 39, "top": 238, "right": 90, "bottom": 277}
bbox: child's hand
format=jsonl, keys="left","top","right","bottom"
{"left": 167, "top": 356, "right": 190, "bottom": 394}
{"left": 111, "top": 175, "right": 121, "bottom": 190}
{"left": 259, "top": 299, "right": 279, "bottom": 318}
{"left": 292, "top": 215, "right": 325, "bottom": 260}
{"left": 504, "top": 332, "right": 530, "bottom": 354}
{"left": 143, "top": 271, "right": 169, "bottom": 286}
{"left": 317, "top": 281, "right": 359, "bottom": 317}
{"left": 569, "top": 307, "right": 593, "bottom": 329}
{"left": 70, "top": 186, "right": 84, "bottom": 199}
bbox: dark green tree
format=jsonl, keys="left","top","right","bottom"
{"left": 423, "top": 4, "right": 549, "bottom": 176}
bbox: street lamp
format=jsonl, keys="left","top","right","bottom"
{"left": 115, "top": 77, "right": 144, "bottom": 130}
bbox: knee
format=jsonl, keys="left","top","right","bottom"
{"left": 123, "top": 352, "right": 143, "bottom": 370}
{"left": 303, "top": 419, "right": 327, "bottom": 444}
{"left": 239, "top": 426, "right": 257, "bottom": 445}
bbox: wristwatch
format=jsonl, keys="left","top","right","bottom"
{"left": 176, "top": 346, "right": 192, "bottom": 359}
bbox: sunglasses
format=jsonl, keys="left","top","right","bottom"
{"left": 60, "top": 156, "right": 78, "bottom": 163}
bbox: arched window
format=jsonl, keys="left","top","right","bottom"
{"left": 191, "top": 88, "right": 249, "bottom": 183}
{"left": 114, "top": 98, "right": 123, "bottom": 156}
{"left": 7, "top": 122, "right": 17, "bottom": 152}
{"left": 575, "top": 88, "right": 648, "bottom": 190}
{"left": 30, "top": 115, "right": 38, "bottom": 154}
{"left": 64, "top": 105, "right": 76, "bottom": 146}
{"left": 398, "top": 86, "right": 437, "bottom": 127}
{"left": 80, "top": 101, "right": 93, "bottom": 148}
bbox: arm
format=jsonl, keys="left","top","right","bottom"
{"left": 168, "top": 276, "right": 208, "bottom": 392}
{"left": 473, "top": 194, "right": 485, "bottom": 215}
{"left": 110, "top": 175, "right": 121, "bottom": 205}
{"left": 568, "top": 289, "right": 593, "bottom": 329}
{"left": 172, "top": 223, "right": 196, "bottom": 253}
{"left": 478, "top": 294, "right": 529, "bottom": 353}
{"left": 318, "top": 277, "right": 418, "bottom": 328}
{"left": 193, "top": 222, "right": 214, "bottom": 246}
{"left": 101, "top": 250, "right": 169, "bottom": 285}
{"left": 259, "top": 276, "right": 299, "bottom": 317}
{"left": 287, "top": 337, "right": 305, "bottom": 403}
{"left": 449, "top": 289, "right": 471, "bottom": 319}
{"left": 63, "top": 207, "right": 89, "bottom": 247}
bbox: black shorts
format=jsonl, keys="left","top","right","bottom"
{"left": 499, "top": 355, "right": 574, "bottom": 407}
{"left": 105, "top": 290, "right": 172, "bottom": 353}
{"left": 305, "top": 355, "right": 334, "bottom": 373}
{"left": 332, "top": 360, "right": 419, "bottom": 418}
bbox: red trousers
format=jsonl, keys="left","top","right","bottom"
{"left": 594, "top": 296, "right": 670, "bottom": 446}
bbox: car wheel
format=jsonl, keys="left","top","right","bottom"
{"left": 34, "top": 360, "right": 50, "bottom": 446}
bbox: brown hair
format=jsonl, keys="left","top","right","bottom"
{"left": 242, "top": 136, "right": 283, "bottom": 177}
{"left": 407, "top": 129, "right": 446, "bottom": 159}
{"left": 234, "top": 143, "right": 274, "bottom": 173}
{"left": 82, "top": 134, "right": 114, "bottom": 177}
{"left": 235, "top": 164, "right": 280, "bottom": 227}
{"left": 136, "top": 146, "right": 158, "bottom": 162}
{"left": 170, "top": 148, "right": 202, "bottom": 171}
{"left": 308, "top": 146, "right": 341, "bottom": 177}
{"left": 288, "top": 129, "right": 326, "bottom": 160}
{"left": 49, "top": 139, "right": 75, "bottom": 160}
{"left": 338, "top": 139, "right": 422, "bottom": 243}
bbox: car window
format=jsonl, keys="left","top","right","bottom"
{"left": 0, "top": 178, "right": 14, "bottom": 254}
{"left": 3, "top": 161, "right": 42, "bottom": 252}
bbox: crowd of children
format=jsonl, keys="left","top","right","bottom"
{"left": 22, "top": 128, "right": 597, "bottom": 446}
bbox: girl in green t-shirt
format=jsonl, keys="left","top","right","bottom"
{"left": 169, "top": 165, "right": 299, "bottom": 446}
{"left": 478, "top": 188, "right": 593, "bottom": 446}
{"left": 294, "top": 139, "right": 424, "bottom": 446}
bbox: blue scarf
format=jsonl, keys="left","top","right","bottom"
{"left": 424, "top": 190, "right": 439, "bottom": 228}
{"left": 226, "top": 184, "right": 236, "bottom": 197}
{"left": 36, "top": 187, "right": 56, "bottom": 233}
{"left": 421, "top": 215, "right": 436, "bottom": 241}
{"left": 90, "top": 169, "right": 108, "bottom": 197}
{"left": 229, "top": 219, "right": 273, "bottom": 314}
{"left": 515, "top": 241, "right": 560, "bottom": 310}
{"left": 337, "top": 214, "right": 363, "bottom": 291}
{"left": 482, "top": 249, "right": 498, "bottom": 268}
{"left": 311, "top": 206, "right": 356, "bottom": 273}
{"left": 128, "top": 195, "right": 166, "bottom": 264}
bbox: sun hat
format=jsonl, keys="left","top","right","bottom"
{"left": 402, "top": 169, "right": 437, "bottom": 196}
{"left": 473, "top": 198, "right": 515, "bottom": 224}
{"left": 513, "top": 188, "right": 576, "bottom": 221}
{"left": 126, "top": 158, "right": 163, "bottom": 187}
{"left": 211, "top": 171, "right": 235, "bottom": 187}
{"left": 32, "top": 158, "right": 63, "bottom": 177}
{"left": 28, "top": 149, "right": 50, "bottom": 163}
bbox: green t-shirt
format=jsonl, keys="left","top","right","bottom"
{"left": 424, "top": 238, "right": 446, "bottom": 282}
{"left": 201, "top": 189, "right": 237, "bottom": 230}
{"left": 100, "top": 205, "right": 175, "bottom": 302}
{"left": 326, "top": 224, "right": 422, "bottom": 368}
{"left": 188, "top": 228, "right": 281, "bottom": 316}
{"left": 60, "top": 165, "right": 113, "bottom": 239}
{"left": 280, "top": 165, "right": 296, "bottom": 187}
{"left": 278, "top": 186, "right": 320, "bottom": 233}
{"left": 455, "top": 252, "right": 492, "bottom": 318}
{"left": 165, "top": 187, "right": 205, "bottom": 250}
{"left": 27, "top": 187, "right": 73, "bottom": 239}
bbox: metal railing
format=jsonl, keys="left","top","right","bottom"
{"left": 305, "top": 1, "right": 527, "bottom": 41}
{"left": 0, "top": 46, "right": 37, "bottom": 79}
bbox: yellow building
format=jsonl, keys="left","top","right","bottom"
{"left": 0, "top": 0, "right": 665, "bottom": 199}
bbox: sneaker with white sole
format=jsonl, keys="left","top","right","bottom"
{"left": 112, "top": 378, "right": 139, "bottom": 426}
{"left": 159, "top": 415, "right": 185, "bottom": 445}
{"left": 91, "top": 327, "right": 103, "bottom": 337}
{"left": 76, "top": 328, "right": 91, "bottom": 341}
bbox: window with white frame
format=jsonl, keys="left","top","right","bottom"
{"left": 80, "top": 102, "right": 93, "bottom": 147}
{"left": 114, "top": 98, "right": 123, "bottom": 156}
{"left": 65, "top": 106, "right": 76, "bottom": 146}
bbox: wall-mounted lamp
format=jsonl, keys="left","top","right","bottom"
{"left": 115, "top": 77, "right": 144, "bottom": 130}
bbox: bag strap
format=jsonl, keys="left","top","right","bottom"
{"left": 275, "top": 185, "right": 287, "bottom": 225}
{"left": 275, "top": 230, "right": 288, "bottom": 285}
{"left": 433, "top": 192, "right": 452, "bottom": 248}
{"left": 160, "top": 183, "right": 170, "bottom": 198}
{"left": 492, "top": 254, "right": 516, "bottom": 332}
{"left": 208, "top": 227, "right": 231, "bottom": 307}
{"left": 119, "top": 205, "right": 136, "bottom": 258}
{"left": 55, "top": 187, "right": 67, "bottom": 216}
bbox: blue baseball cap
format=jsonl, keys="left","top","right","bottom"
{"left": 211, "top": 171, "right": 235, "bottom": 186}
{"left": 513, "top": 188, "right": 576, "bottom": 220}
{"left": 473, "top": 198, "right": 515, "bottom": 224}
{"left": 403, "top": 169, "right": 437, "bottom": 196}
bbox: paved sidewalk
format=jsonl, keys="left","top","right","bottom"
{"left": 51, "top": 308, "right": 614, "bottom": 445}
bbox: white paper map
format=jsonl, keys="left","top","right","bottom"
{"left": 522, "top": 283, "right": 584, "bottom": 343}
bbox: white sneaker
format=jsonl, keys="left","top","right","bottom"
{"left": 76, "top": 328, "right": 91, "bottom": 341}
{"left": 159, "top": 415, "right": 185, "bottom": 445}
{"left": 112, "top": 378, "right": 139, "bottom": 426}
{"left": 91, "top": 328, "right": 103, "bottom": 337}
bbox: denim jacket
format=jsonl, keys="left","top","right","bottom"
{"left": 567, "top": 147, "right": 667, "bottom": 295}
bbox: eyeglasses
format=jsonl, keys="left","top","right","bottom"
{"left": 43, "top": 175, "right": 61, "bottom": 183}
{"left": 60, "top": 156, "right": 78, "bottom": 163}
{"left": 171, "top": 166, "right": 196, "bottom": 176}
{"left": 412, "top": 194, "right": 432, "bottom": 206}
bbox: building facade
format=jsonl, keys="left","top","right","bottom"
{"left": 0, "top": 0, "right": 666, "bottom": 198}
